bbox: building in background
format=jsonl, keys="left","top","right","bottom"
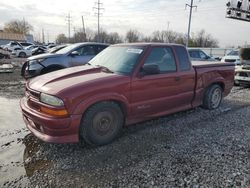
{"left": 0, "top": 30, "right": 34, "bottom": 45}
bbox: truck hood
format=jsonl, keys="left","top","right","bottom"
{"left": 28, "top": 53, "right": 62, "bottom": 60}
{"left": 28, "top": 65, "right": 123, "bottom": 95}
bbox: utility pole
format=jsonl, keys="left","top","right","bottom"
{"left": 81, "top": 16, "right": 86, "bottom": 35}
{"left": 47, "top": 32, "right": 49, "bottom": 43}
{"left": 74, "top": 27, "right": 77, "bottom": 43}
{"left": 167, "top": 21, "right": 170, "bottom": 31}
{"left": 66, "top": 13, "right": 72, "bottom": 41}
{"left": 186, "top": 0, "right": 197, "bottom": 47}
{"left": 93, "top": 0, "right": 104, "bottom": 42}
{"left": 42, "top": 28, "right": 45, "bottom": 44}
{"left": 23, "top": 17, "right": 26, "bottom": 35}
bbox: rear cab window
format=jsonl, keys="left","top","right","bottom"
{"left": 175, "top": 46, "right": 191, "bottom": 71}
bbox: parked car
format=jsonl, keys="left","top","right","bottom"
{"left": 19, "top": 42, "right": 34, "bottom": 47}
{"left": 0, "top": 49, "right": 10, "bottom": 59}
{"left": 221, "top": 49, "right": 240, "bottom": 65}
{"left": 20, "top": 43, "right": 235, "bottom": 146}
{"left": 12, "top": 47, "right": 32, "bottom": 58}
{"left": 188, "top": 49, "right": 216, "bottom": 61}
{"left": 3, "top": 41, "right": 22, "bottom": 51}
{"left": 25, "top": 45, "right": 43, "bottom": 51}
{"left": 21, "top": 42, "right": 109, "bottom": 78}
{"left": 234, "top": 48, "right": 250, "bottom": 86}
{"left": 47, "top": 44, "right": 70, "bottom": 53}
{"left": 31, "top": 46, "right": 47, "bottom": 56}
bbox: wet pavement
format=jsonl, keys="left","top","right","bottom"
{"left": 0, "top": 96, "right": 30, "bottom": 186}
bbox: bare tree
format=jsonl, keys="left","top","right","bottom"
{"left": 107, "top": 32, "right": 123, "bottom": 44}
{"left": 56, "top": 34, "right": 68, "bottom": 44}
{"left": 73, "top": 31, "right": 87, "bottom": 43}
{"left": 191, "top": 30, "right": 219, "bottom": 47}
{"left": 4, "top": 19, "right": 33, "bottom": 34}
{"left": 164, "top": 30, "right": 178, "bottom": 43}
{"left": 125, "top": 29, "right": 140, "bottom": 43}
{"left": 85, "top": 28, "right": 95, "bottom": 42}
{"left": 94, "top": 30, "right": 109, "bottom": 43}
{"left": 151, "top": 30, "right": 178, "bottom": 43}
{"left": 151, "top": 31, "right": 165, "bottom": 42}
{"left": 141, "top": 36, "right": 152, "bottom": 42}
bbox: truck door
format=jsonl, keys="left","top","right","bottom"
{"left": 130, "top": 46, "right": 195, "bottom": 117}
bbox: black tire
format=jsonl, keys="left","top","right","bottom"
{"left": 21, "top": 62, "right": 28, "bottom": 77}
{"left": 234, "top": 81, "right": 240, "bottom": 86}
{"left": 202, "top": 84, "right": 223, "bottom": 110}
{"left": 19, "top": 52, "right": 26, "bottom": 58}
{"left": 80, "top": 101, "right": 124, "bottom": 146}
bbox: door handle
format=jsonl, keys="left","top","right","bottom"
{"left": 175, "top": 77, "right": 181, "bottom": 81}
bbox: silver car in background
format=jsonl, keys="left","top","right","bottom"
{"left": 21, "top": 42, "right": 109, "bottom": 78}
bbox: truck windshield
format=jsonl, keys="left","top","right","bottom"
{"left": 89, "top": 46, "right": 144, "bottom": 75}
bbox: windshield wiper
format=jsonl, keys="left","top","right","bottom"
{"left": 96, "top": 65, "right": 114, "bottom": 73}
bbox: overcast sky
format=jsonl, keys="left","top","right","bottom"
{"left": 0, "top": 0, "right": 250, "bottom": 47}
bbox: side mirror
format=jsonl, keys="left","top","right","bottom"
{"left": 70, "top": 51, "right": 79, "bottom": 56}
{"left": 140, "top": 64, "right": 160, "bottom": 76}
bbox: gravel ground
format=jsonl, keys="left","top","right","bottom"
{"left": 0, "top": 65, "right": 250, "bottom": 187}
{"left": 0, "top": 58, "right": 26, "bottom": 98}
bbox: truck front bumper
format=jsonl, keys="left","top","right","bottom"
{"left": 20, "top": 97, "right": 82, "bottom": 143}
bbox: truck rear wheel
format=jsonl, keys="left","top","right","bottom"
{"left": 203, "top": 84, "right": 222, "bottom": 110}
{"left": 80, "top": 101, "right": 124, "bottom": 146}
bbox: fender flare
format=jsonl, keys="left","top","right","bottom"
{"left": 72, "top": 92, "right": 130, "bottom": 116}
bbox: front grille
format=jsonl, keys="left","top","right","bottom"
{"left": 26, "top": 87, "right": 40, "bottom": 110}
{"left": 26, "top": 87, "right": 40, "bottom": 99}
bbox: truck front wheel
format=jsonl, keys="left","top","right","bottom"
{"left": 203, "top": 84, "right": 223, "bottom": 110}
{"left": 80, "top": 101, "right": 124, "bottom": 146}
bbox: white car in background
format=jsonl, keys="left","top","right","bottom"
{"left": 221, "top": 49, "right": 240, "bottom": 65}
{"left": 11, "top": 46, "right": 32, "bottom": 58}
{"left": 4, "top": 41, "right": 34, "bottom": 53}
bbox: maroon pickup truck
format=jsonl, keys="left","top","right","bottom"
{"left": 20, "top": 43, "right": 234, "bottom": 146}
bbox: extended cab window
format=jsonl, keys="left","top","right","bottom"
{"left": 176, "top": 46, "right": 191, "bottom": 71}
{"left": 144, "top": 47, "right": 176, "bottom": 73}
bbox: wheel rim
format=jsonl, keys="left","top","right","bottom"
{"left": 211, "top": 88, "right": 222, "bottom": 108}
{"left": 92, "top": 111, "right": 116, "bottom": 136}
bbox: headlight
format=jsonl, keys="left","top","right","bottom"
{"left": 40, "top": 93, "right": 64, "bottom": 107}
{"left": 29, "top": 59, "right": 46, "bottom": 65}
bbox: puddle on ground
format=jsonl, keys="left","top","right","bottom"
{"left": 0, "top": 96, "right": 52, "bottom": 186}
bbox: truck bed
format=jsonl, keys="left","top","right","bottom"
{"left": 191, "top": 60, "right": 235, "bottom": 108}
{"left": 192, "top": 61, "right": 234, "bottom": 68}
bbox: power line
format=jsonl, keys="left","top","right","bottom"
{"left": 93, "top": 0, "right": 104, "bottom": 42}
{"left": 186, "top": 0, "right": 198, "bottom": 47}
